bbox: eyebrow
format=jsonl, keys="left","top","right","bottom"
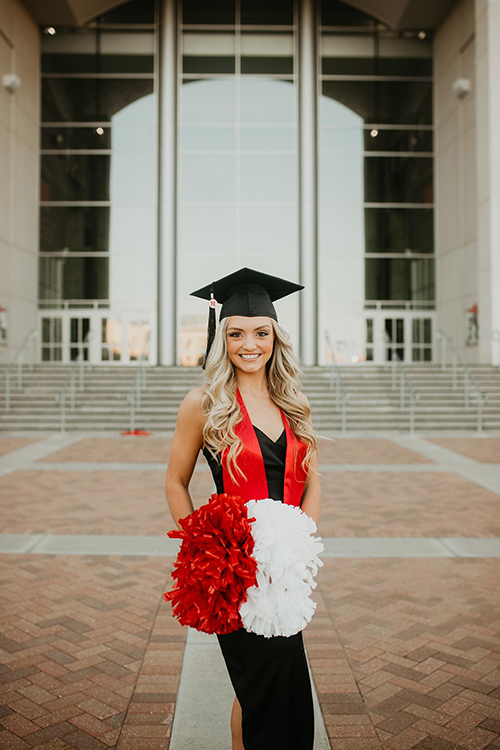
{"left": 227, "top": 325, "right": 272, "bottom": 332}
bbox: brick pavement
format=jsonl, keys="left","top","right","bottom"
{"left": 427, "top": 439, "right": 500, "bottom": 464}
{"left": 1, "top": 434, "right": 500, "bottom": 749}
{"left": 0, "top": 440, "right": 42, "bottom": 458}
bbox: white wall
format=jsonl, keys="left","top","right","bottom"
{"left": 434, "top": 0, "right": 479, "bottom": 361}
{"left": 0, "top": 0, "right": 39, "bottom": 363}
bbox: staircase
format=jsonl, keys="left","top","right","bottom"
{"left": 0, "top": 364, "right": 499, "bottom": 432}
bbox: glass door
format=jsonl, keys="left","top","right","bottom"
{"left": 384, "top": 318, "right": 404, "bottom": 361}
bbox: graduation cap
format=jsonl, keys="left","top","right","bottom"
{"left": 190, "top": 267, "right": 304, "bottom": 369}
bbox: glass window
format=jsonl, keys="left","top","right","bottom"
{"left": 42, "top": 30, "right": 154, "bottom": 73}
{"left": 41, "top": 124, "right": 155, "bottom": 150}
{"left": 364, "top": 156, "right": 433, "bottom": 203}
{"left": 365, "top": 258, "right": 434, "bottom": 300}
{"left": 42, "top": 78, "right": 155, "bottom": 123}
{"left": 240, "top": 154, "right": 295, "bottom": 202}
{"left": 182, "top": 0, "right": 235, "bottom": 25}
{"left": 39, "top": 257, "right": 109, "bottom": 300}
{"left": 321, "top": 33, "right": 432, "bottom": 76}
{"left": 181, "top": 126, "right": 235, "bottom": 150}
{"left": 365, "top": 208, "right": 433, "bottom": 253}
{"left": 321, "top": 80, "right": 432, "bottom": 125}
{"left": 101, "top": 319, "right": 123, "bottom": 362}
{"left": 180, "top": 154, "right": 235, "bottom": 201}
{"left": 241, "top": 126, "right": 294, "bottom": 151}
{"left": 321, "top": 0, "right": 376, "bottom": 27}
{"left": 40, "top": 205, "right": 156, "bottom": 254}
{"left": 363, "top": 129, "right": 432, "bottom": 152}
{"left": 41, "top": 153, "right": 156, "bottom": 201}
{"left": 182, "top": 32, "right": 235, "bottom": 74}
{"left": 241, "top": 0, "right": 294, "bottom": 25}
{"left": 181, "top": 79, "right": 235, "bottom": 123}
{"left": 241, "top": 32, "right": 293, "bottom": 74}
{"left": 240, "top": 78, "right": 294, "bottom": 123}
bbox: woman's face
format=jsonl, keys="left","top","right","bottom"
{"left": 226, "top": 316, "right": 274, "bottom": 373}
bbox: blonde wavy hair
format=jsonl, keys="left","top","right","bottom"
{"left": 201, "top": 316, "right": 318, "bottom": 484}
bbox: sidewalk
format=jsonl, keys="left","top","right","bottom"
{"left": 0, "top": 433, "right": 499, "bottom": 749}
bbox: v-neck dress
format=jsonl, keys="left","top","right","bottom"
{"left": 201, "top": 422, "right": 314, "bottom": 750}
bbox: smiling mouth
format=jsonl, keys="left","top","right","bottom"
{"left": 239, "top": 354, "right": 261, "bottom": 360}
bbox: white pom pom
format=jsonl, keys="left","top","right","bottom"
{"left": 239, "top": 499, "right": 324, "bottom": 638}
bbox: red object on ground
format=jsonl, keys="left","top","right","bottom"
{"left": 164, "top": 493, "right": 258, "bottom": 634}
{"left": 120, "top": 429, "right": 151, "bottom": 436}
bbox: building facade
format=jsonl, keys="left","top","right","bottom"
{"left": 1, "top": 0, "right": 500, "bottom": 367}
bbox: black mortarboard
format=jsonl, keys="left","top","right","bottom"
{"left": 190, "top": 267, "right": 304, "bottom": 369}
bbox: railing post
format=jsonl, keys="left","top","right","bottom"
{"left": 452, "top": 352, "right": 457, "bottom": 390}
{"left": 60, "top": 392, "right": 66, "bottom": 434}
{"left": 5, "top": 370, "right": 10, "bottom": 412}
{"left": 464, "top": 370, "right": 469, "bottom": 412}
{"left": 441, "top": 333, "right": 446, "bottom": 371}
{"left": 341, "top": 396, "right": 347, "bottom": 433}
{"left": 17, "top": 354, "right": 22, "bottom": 390}
{"left": 70, "top": 369, "right": 75, "bottom": 411}
{"left": 409, "top": 391, "right": 415, "bottom": 435}
{"left": 477, "top": 395, "right": 483, "bottom": 434}
{"left": 129, "top": 392, "right": 135, "bottom": 434}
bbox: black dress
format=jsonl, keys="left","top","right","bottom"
{"left": 202, "top": 426, "right": 315, "bottom": 750}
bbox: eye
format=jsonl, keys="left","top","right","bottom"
{"left": 229, "top": 332, "right": 241, "bottom": 338}
{"left": 257, "top": 331, "right": 269, "bottom": 336}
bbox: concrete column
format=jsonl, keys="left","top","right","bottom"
{"left": 158, "top": 0, "right": 177, "bottom": 365}
{"left": 475, "top": 0, "right": 500, "bottom": 364}
{"left": 298, "top": 0, "right": 318, "bottom": 365}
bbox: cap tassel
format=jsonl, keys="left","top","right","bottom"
{"left": 202, "top": 288, "right": 216, "bottom": 370}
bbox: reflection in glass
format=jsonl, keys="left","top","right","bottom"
{"left": 365, "top": 208, "right": 433, "bottom": 253}
{"left": 240, "top": 154, "right": 295, "bottom": 202}
{"left": 97, "top": 0, "right": 155, "bottom": 24}
{"left": 101, "top": 318, "right": 122, "bottom": 361}
{"left": 363, "top": 129, "right": 432, "bottom": 152}
{"left": 41, "top": 153, "right": 156, "bottom": 201}
{"left": 364, "top": 157, "right": 433, "bottom": 203}
{"left": 241, "top": 32, "right": 293, "bottom": 74}
{"left": 181, "top": 126, "right": 235, "bottom": 150}
{"left": 241, "top": 126, "right": 294, "bottom": 151}
{"left": 321, "top": 0, "right": 375, "bottom": 27}
{"left": 182, "top": 0, "right": 235, "bottom": 25}
{"left": 240, "top": 78, "right": 294, "bottom": 123}
{"left": 39, "top": 257, "right": 109, "bottom": 300}
{"left": 181, "top": 154, "right": 235, "bottom": 201}
{"left": 42, "top": 30, "right": 154, "bottom": 73}
{"left": 182, "top": 32, "right": 235, "bottom": 74}
{"left": 321, "top": 80, "right": 432, "bottom": 124}
{"left": 42, "top": 79, "right": 155, "bottom": 122}
{"left": 365, "top": 258, "right": 434, "bottom": 300}
{"left": 181, "top": 79, "right": 235, "bottom": 123}
{"left": 241, "top": 0, "right": 293, "bottom": 25}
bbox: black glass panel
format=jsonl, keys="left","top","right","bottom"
{"left": 39, "top": 257, "right": 109, "bottom": 300}
{"left": 364, "top": 157, "right": 433, "bottom": 203}
{"left": 365, "top": 208, "right": 433, "bottom": 253}
{"left": 97, "top": 0, "right": 155, "bottom": 24}
{"left": 365, "top": 258, "right": 434, "bottom": 300}
{"left": 241, "top": 56, "right": 293, "bottom": 74}
{"left": 40, "top": 207, "right": 110, "bottom": 252}
{"left": 241, "top": 0, "right": 293, "bottom": 25}
{"left": 42, "top": 78, "right": 154, "bottom": 122}
{"left": 42, "top": 53, "right": 154, "bottom": 74}
{"left": 322, "top": 80, "right": 432, "bottom": 124}
{"left": 41, "top": 125, "right": 154, "bottom": 150}
{"left": 322, "top": 55, "right": 432, "bottom": 76}
{"left": 364, "top": 129, "right": 432, "bottom": 152}
{"left": 321, "top": 33, "right": 432, "bottom": 76}
{"left": 321, "top": 1, "right": 376, "bottom": 27}
{"left": 183, "top": 56, "right": 235, "bottom": 74}
{"left": 42, "top": 32, "right": 154, "bottom": 73}
{"left": 182, "top": 0, "right": 235, "bottom": 24}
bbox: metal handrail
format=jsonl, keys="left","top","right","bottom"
{"left": 383, "top": 331, "right": 419, "bottom": 434}
{"left": 1, "top": 328, "right": 39, "bottom": 411}
{"left": 436, "top": 328, "right": 487, "bottom": 432}
{"left": 126, "top": 332, "right": 151, "bottom": 433}
{"left": 55, "top": 332, "right": 92, "bottom": 433}
{"left": 325, "top": 331, "right": 348, "bottom": 433}
{"left": 492, "top": 329, "right": 500, "bottom": 370}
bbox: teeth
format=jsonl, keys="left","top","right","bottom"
{"left": 241, "top": 354, "right": 260, "bottom": 359}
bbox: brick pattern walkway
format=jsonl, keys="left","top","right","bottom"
{"left": 0, "top": 439, "right": 42, "bottom": 458}
{"left": 427, "top": 439, "right": 500, "bottom": 464}
{"left": 1, "top": 434, "right": 500, "bottom": 749}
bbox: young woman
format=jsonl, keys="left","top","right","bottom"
{"left": 165, "top": 268, "right": 322, "bottom": 750}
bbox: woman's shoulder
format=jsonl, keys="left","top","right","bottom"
{"left": 178, "top": 385, "right": 208, "bottom": 423}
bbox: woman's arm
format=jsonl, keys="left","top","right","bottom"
{"left": 166, "top": 386, "right": 206, "bottom": 528}
{"left": 297, "top": 391, "right": 322, "bottom": 525}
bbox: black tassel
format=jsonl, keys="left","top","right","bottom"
{"left": 202, "top": 286, "right": 216, "bottom": 370}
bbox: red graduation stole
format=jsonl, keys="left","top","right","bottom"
{"left": 221, "top": 389, "right": 309, "bottom": 506}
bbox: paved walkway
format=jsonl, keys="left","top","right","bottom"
{"left": 0, "top": 432, "right": 499, "bottom": 750}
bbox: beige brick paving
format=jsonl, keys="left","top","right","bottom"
{"left": 38, "top": 439, "right": 173, "bottom": 465}
{"left": 0, "top": 471, "right": 213, "bottom": 535}
{"left": 317, "top": 438, "right": 435, "bottom": 465}
{"left": 427, "top": 439, "right": 500, "bottom": 464}
{"left": 0, "top": 439, "right": 42, "bottom": 458}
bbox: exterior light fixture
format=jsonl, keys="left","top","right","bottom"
{"left": 370, "top": 129, "right": 378, "bottom": 138}
{"left": 44, "top": 27, "right": 56, "bottom": 35}
{"left": 95, "top": 127, "right": 104, "bottom": 135}
{"left": 418, "top": 31, "right": 426, "bottom": 39}
{"left": 452, "top": 78, "right": 471, "bottom": 97}
{"left": 2, "top": 74, "right": 21, "bottom": 93}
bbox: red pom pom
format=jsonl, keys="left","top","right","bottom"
{"left": 163, "top": 493, "right": 257, "bottom": 634}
